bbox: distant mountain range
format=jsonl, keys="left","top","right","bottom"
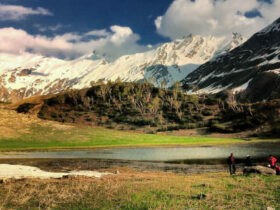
{"left": 0, "top": 33, "right": 245, "bottom": 102}
{"left": 182, "top": 17, "right": 280, "bottom": 102}
{"left": 2, "top": 17, "right": 280, "bottom": 104}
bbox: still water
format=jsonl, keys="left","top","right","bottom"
{"left": 1, "top": 142, "right": 280, "bottom": 161}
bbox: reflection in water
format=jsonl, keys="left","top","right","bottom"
{"left": 0, "top": 142, "right": 280, "bottom": 161}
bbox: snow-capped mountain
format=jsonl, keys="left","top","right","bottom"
{"left": 182, "top": 17, "right": 280, "bottom": 102}
{"left": 0, "top": 33, "right": 245, "bottom": 102}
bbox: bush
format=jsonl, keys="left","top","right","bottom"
{"left": 131, "top": 118, "right": 151, "bottom": 126}
{"left": 193, "top": 114, "right": 203, "bottom": 121}
{"left": 74, "top": 112, "right": 83, "bottom": 117}
{"left": 50, "top": 112, "right": 58, "bottom": 119}
{"left": 185, "top": 123, "right": 197, "bottom": 129}
{"left": 232, "top": 120, "right": 255, "bottom": 131}
{"left": 202, "top": 110, "right": 212, "bottom": 116}
{"left": 106, "top": 125, "right": 115, "bottom": 129}
{"left": 145, "top": 130, "right": 156, "bottom": 134}
{"left": 157, "top": 127, "right": 167, "bottom": 132}
{"left": 209, "top": 123, "right": 233, "bottom": 133}
{"left": 270, "top": 124, "right": 280, "bottom": 135}
{"left": 208, "top": 119, "right": 220, "bottom": 126}
{"left": 167, "top": 125, "right": 180, "bottom": 131}
{"left": 85, "top": 117, "right": 93, "bottom": 122}
{"left": 16, "top": 103, "right": 36, "bottom": 113}
{"left": 204, "top": 97, "right": 218, "bottom": 105}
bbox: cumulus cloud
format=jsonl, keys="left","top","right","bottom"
{"left": 0, "top": 26, "right": 149, "bottom": 61}
{"left": 155, "top": 0, "right": 280, "bottom": 39}
{"left": 0, "top": 4, "right": 52, "bottom": 21}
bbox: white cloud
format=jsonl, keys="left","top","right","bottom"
{"left": 0, "top": 26, "right": 149, "bottom": 61}
{"left": 110, "top": 25, "right": 134, "bottom": 45}
{"left": 154, "top": 16, "right": 162, "bottom": 30}
{"left": 85, "top": 29, "right": 110, "bottom": 37}
{"left": 155, "top": 0, "right": 280, "bottom": 39}
{"left": 34, "top": 24, "right": 63, "bottom": 32}
{"left": 0, "top": 4, "right": 52, "bottom": 21}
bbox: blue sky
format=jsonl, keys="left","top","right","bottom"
{"left": 0, "top": 0, "right": 278, "bottom": 60}
{"left": 0, "top": 0, "right": 173, "bottom": 45}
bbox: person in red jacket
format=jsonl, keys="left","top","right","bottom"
{"left": 227, "top": 153, "right": 236, "bottom": 175}
{"left": 267, "top": 155, "right": 277, "bottom": 169}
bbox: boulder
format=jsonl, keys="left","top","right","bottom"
{"left": 243, "top": 166, "right": 276, "bottom": 176}
{"left": 17, "top": 69, "right": 33, "bottom": 76}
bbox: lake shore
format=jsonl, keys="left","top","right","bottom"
{"left": 0, "top": 158, "right": 266, "bottom": 175}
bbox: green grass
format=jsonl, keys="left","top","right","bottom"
{"left": 0, "top": 123, "right": 278, "bottom": 151}
{"left": 1, "top": 171, "right": 280, "bottom": 209}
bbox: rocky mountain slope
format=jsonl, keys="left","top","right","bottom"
{"left": 0, "top": 33, "right": 245, "bottom": 102}
{"left": 182, "top": 18, "right": 280, "bottom": 102}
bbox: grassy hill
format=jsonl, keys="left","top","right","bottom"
{"left": 14, "top": 81, "right": 280, "bottom": 137}
{"left": 1, "top": 102, "right": 278, "bottom": 151}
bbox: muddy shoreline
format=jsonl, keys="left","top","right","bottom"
{"left": 0, "top": 158, "right": 266, "bottom": 174}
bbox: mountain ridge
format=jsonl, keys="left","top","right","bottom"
{"left": 0, "top": 33, "right": 245, "bottom": 102}
{"left": 182, "top": 17, "right": 280, "bottom": 101}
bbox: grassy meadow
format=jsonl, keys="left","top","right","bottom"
{"left": 0, "top": 107, "right": 279, "bottom": 151}
{"left": 0, "top": 169, "right": 279, "bottom": 209}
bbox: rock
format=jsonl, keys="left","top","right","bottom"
{"left": 243, "top": 166, "right": 276, "bottom": 176}
{"left": 62, "top": 175, "right": 69, "bottom": 179}
{"left": 192, "top": 194, "right": 207, "bottom": 200}
{"left": 17, "top": 69, "right": 33, "bottom": 76}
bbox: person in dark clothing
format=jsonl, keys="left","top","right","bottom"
{"left": 227, "top": 153, "right": 236, "bottom": 175}
{"left": 276, "top": 166, "right": 280, "bottom": 175}
{"left": 245, "top": 155, "right": 253, "bottom": 167}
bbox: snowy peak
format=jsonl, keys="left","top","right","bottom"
{"left": 182, "top": 17, "right": 280, "bottom": 101}
{"left": 212, "top": 33, "right": 246, "bottom": 58}
{"left": 153, "top": 33, "right": 246, "bottom": 66}
{"left": 0, "top": 33, "right": 245, "bottom": 102}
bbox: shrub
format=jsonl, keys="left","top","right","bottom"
{"left": 270, "top": 124, "right": 280, "bottom": 135}
{"left": 85, "top": 117, "right": 93, "bottom": 122}
{"left": 16, "top": 103, "right": 36, "bottom": 113}
{"left": 106, "top": 125, "right": 115, "bottom": 129}
{"left": 50, "top": 112, "right": 58, "bottom": 119}
{"left": 145, "top": 129, "right": 156, "bottom": 134}
{"left": 209, "top": 123, "right": 233, "bottom": 133}
{"left": 202, "top": 110, "right": 212, "bottom": 116}
{"left": 185, "top": 123, "right": 197, "bottom": 129}
{"left": 157, "top": 127, "right": 167, "bottom": 132}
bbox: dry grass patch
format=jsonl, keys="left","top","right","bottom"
{"left": 0, "top": 170, "right": 279, "bottom": 209}
{"left": 0, "top": 108, "right": 73, "bottom": 139}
